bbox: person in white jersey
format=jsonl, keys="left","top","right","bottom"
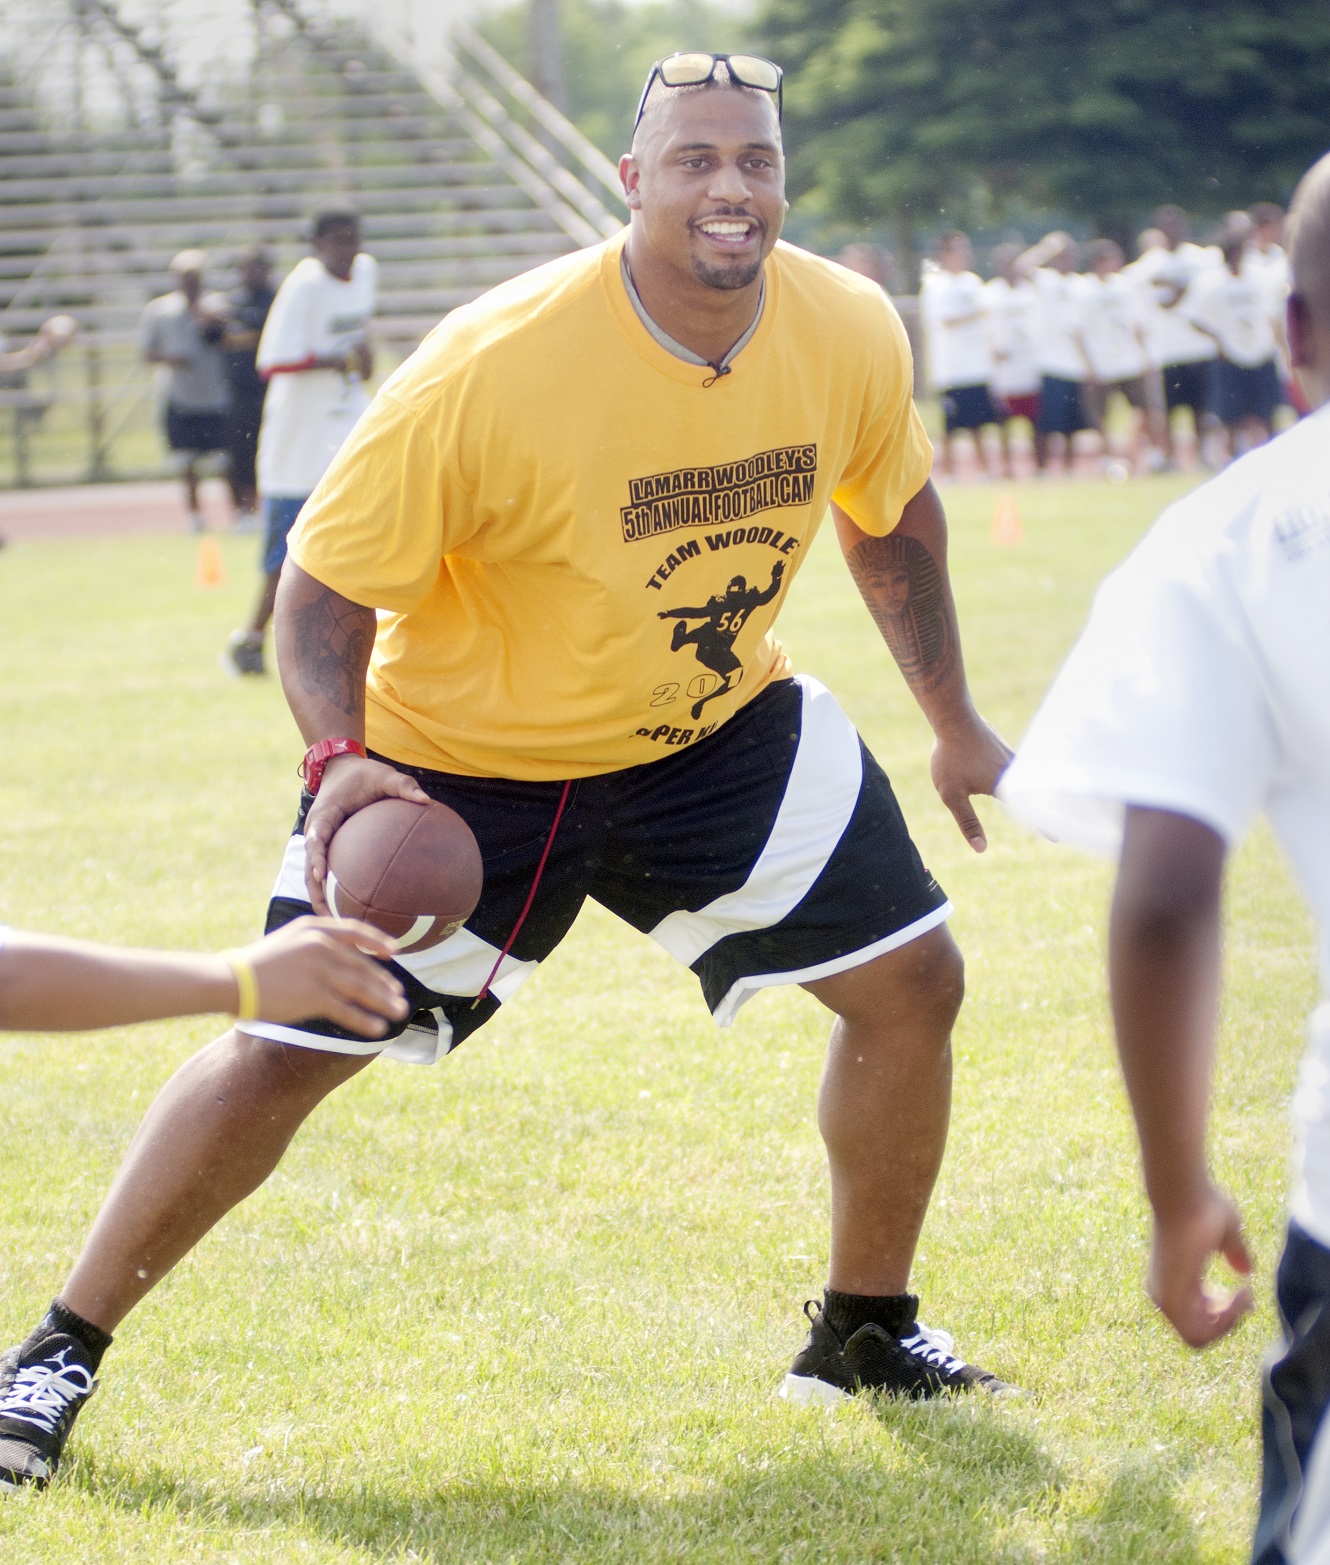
{"left": 224, "top": 206, "right": 378, "bottom": 677}
{"left": 1184, "top": 212, "right": 1286, "bottom": 458}
{"left": 1249, "top": 203, "right": 1292, "bottom": 295}
{"left": 919, "top": 231, "right": 998, "bottom": 477}
{"left": 1075, "top": 239, "right": 1163, "bottom": 470}
{"left": 1248, "top": 203, "right": 1301, "bottom": 417}
{"left": 1017, "top": 232, "right": 1091, "bottom": 470}
{"left": 984, "top": 242, "right": 1042, "bottom": 442}
{"left": 1126, "top": 206, "right": 1219, "bottom": 467}
{"left": 999, "top": 152, "right": 1330, "bottom": 1565}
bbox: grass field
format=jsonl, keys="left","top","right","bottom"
{"left": 0, "top": 476, "right": 1316, "bottom": 1563}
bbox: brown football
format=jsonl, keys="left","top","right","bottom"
{"left": 326, "top": 799, "right": 483, "bottom": 953}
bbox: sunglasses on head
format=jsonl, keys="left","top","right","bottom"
{"left": 632, "top": 52, "right": 784, "bottom": 139}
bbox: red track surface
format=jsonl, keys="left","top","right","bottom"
{"left": 0, "top": 478, "right": 239, "bottom": 542}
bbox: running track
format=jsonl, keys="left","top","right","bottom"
{"left": 0, "top": 478, "right": 238, "bottom": 543}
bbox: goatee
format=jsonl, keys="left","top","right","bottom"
{"left": 692, "top": 255, "right": 765, "bottom": 291}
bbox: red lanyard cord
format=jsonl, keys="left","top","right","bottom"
{"left": 473, "top": 778, "right": 573, "bottom": 1007}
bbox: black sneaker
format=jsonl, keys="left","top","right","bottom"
{"left": 0, "top": 1334, "right": 98, "bottom": 1490}
{"left": 780, "top": 1296, "right": 1017, "bottom": 1405}
{"left": 222, "top": 630, "right": 265, "bottom": 677}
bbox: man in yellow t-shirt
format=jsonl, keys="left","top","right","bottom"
{"left": 11, "top": 57, "right": 1014, "bottom": 1484}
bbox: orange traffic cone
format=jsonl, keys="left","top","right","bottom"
{"left": 991, "top": 492, "right": 1024, "bottom": 547}
{"left": 196, "top": 534, "right": 226, "bottom": 587}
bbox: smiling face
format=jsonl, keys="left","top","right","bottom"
{"left": 620, "top": 85, "right": 785, "bottom": 292}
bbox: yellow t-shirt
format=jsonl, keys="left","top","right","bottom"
{"left": 289, "top": 231, "right": 932, "bottom": 781}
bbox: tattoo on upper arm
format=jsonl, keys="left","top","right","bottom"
{"left": 846, "top": 533, "right": 957, "bottom": 691}
{"left": 291, "top": 585, "right": 373, "bottom": 721}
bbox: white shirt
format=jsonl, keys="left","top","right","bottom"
{"left": 999, "top": 406, "right": 1330, "bottom": 1245}
{"left": 1126, "top": 242, "right": 1220, "bottom": 366}
{"left": 1078, "top": 271, "right": 1149, "bottom": 381}
{"left": 1031, "top": 268, "right": 1089, "bottom": 381}
{"left": 256, "top": 253, "right": 378, "bottom": 498}
{"left": 1248, "top": 245, "right": 1293, "bottom": 370}
{"left": 920, "top": 266, "right": 993, "bottom": 390}
{"left": 1183, "top": 257, "right": 1281, "bottom": 368}
{"left": 1250, "top": 243, "right": 1292, "bottom": 297}
{"left": 983, "top": 277, "right": 1042, "bottom": 396}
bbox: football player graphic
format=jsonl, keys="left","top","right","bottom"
{"left": 657, "top": 560, "right": 785, "bottom": 718}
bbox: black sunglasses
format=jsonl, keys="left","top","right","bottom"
{"left": 632, "top": 52, "right": 784, "bottom": 138}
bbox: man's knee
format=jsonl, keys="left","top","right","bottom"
{"left": 920, "top": 918, "right": 964, "bottom": 988}
{"left": 886, "top": 927, "right": 964, "bottom": 1033}
{"left": 810, "top": 926, "right": 965, "bottom": 1034}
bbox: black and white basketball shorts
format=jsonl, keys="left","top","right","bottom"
{"left": 243, "top": 675, "right": 951, "bottom": 1065}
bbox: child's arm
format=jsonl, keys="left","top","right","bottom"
{"left": 1109, "top": 805, "right": 1254, "bottom": 1347}
{"left": 0, "top": 917, "right": 408, "bottom": 1038}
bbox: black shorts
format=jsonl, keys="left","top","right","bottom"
{"left": 941, "top": 384, "right": 998, "bottom": 433}
{"left": 1162, "top": 360, "right": 1212, "bottom": 415}
{"left": 227, "top": 392, "right": 267, "bottom": 490}
{"left": 245, "top": 676, "right": 951, "bottom": 1064}
{"left": 1254, "top": 1223, "right": 1330, "bottom": 1564}
{"left": 1211, "top": 358, "right": 1281, "bottom": 425}
{"left": 164, "top": 405, "right": 229, "bottom": 454}
{"left": 1036, "top": 375, "right": 1091, "bottom": 436}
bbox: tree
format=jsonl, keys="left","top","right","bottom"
{"left": 481, "top": 0, "right": 747, "bottom": 161}
{"left": 756, "top": 0, "right": 1330, "bottom": 253}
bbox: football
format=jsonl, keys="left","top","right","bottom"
{"left": 326, "top": 798, "right": 483, "bottom": 953}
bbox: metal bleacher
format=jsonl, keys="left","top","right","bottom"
{"left": 0, "top": 0, "right": 626, "bottom": 485}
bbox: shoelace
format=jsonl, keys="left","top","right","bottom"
{"left": 899, "top": 1323, "right": 968, "bottom": 1375}
{"left": 0, "top": 1349, "right": 95, "bottom": 1434}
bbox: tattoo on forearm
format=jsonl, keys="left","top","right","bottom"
{"left": 292, "top": 586, "right": 373, "bottom": 722}
{"left": 846, "top": 533, "right": 957, "bottom": 692}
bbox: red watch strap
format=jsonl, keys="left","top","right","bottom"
{"left": 302, "top": 738, "right": 367, "bottom": 795}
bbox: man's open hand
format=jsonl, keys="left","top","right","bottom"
{"left": 1148, "top": 1185, "right": 1254, "bottom": 1348}
{"left": 930, "top": 712, "right": 1013, "bottom": 852}
{"left": 302, "top": 754, "right": 430, "bottom": 913}
{"left": 239, "top": 916, "right": 410, "bottom": 1037}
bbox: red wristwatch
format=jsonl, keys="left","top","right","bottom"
{"left": 302, "top": 738, "right": 367, "bottom": 795}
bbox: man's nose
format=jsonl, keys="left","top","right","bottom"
{"left": 706, "top": 160, "right": 753, "bottom": 204}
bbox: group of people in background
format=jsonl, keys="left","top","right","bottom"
{"left": 133, "top": 196, "right": 1294, "bottom": 674}
{"left": 137, "top": 205, "right": 378, "bottom": 676}
{"left": 919, "top": 202, "right": 1296, "bottom": 479}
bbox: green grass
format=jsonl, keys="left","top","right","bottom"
{"left": 0, "top": 476, "right": 1316, "bottom": 1562}
{"left": 0, "top": 343, "right": 417, "bottom": 489}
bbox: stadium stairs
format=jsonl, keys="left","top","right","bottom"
{"left": 0, "top": 0, "right": 625, "bottom": 481}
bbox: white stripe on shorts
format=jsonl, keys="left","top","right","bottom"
{"left": 1291, "top": 1412, "right": 1330, "bottom": 1563}
{"left": 710, "top": 903, "right": 953, "bottom": 1027}
{"left": 648, "top": 675, "right": 864, "bottom": 967}
{"left": 240, "top": 832, "right": 539, "bottom": 1065}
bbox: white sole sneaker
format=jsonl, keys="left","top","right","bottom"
{"left": 779, "top": 1372, "right": 850, "bottom": 1407}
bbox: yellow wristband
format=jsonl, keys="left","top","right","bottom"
{"left": 222, "top": 951, "right": 261, "bottom": 1022}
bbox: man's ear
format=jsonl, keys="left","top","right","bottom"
{"left": 620, "top": 153, "right": 643, "bottom": 211}
{"left": 1288, "top": 292, "right": 1315, "bottom": 370}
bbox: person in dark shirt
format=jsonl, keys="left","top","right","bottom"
{"left": 222, "top": 245, "right": 276, "bottom": 522}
